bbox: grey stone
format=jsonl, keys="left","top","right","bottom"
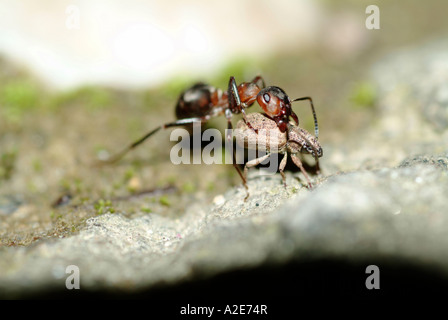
{"left": 1, "top": 160, "right": 448, "bottom": 297}
{"left": 371, "top": 39, "right": 448, "bottom": 132}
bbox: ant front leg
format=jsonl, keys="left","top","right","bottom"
{"left": 227, "top": 76, "right": 258, "bottom": 133}
{"left": 225, "top": 109, "right": 248, "bottom": 196}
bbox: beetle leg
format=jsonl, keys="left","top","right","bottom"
{"left": 279, "top": 152, "right": 288, "bottom": 188}
{"left": 290, "top": 154, "right": 313, "bottom": 189}
{"left": 243, "top": 153, "right": 271, "bottom": 182}
{"left": 242, "top": 153, "right": 271, "bottom": 201}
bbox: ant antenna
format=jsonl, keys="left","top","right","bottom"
{"left": 291, "top": 96, "right": 319, "bottom": 140}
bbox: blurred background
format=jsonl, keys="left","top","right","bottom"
{"left": 1, "top": 0, "right": 322, "bottom": 90}
{"left": 1, "top": 0, "right": 447, "bottom": 245}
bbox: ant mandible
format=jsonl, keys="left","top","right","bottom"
{"left": 99, "top": 75, "right": 319, "bottom": 186}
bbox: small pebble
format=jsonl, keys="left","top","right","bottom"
{"left": 128, "top": 177, "right": 142, "bottom": 191}
{"left": 213, "top": 195, "right": 225, "bottom": 206}
{"left": 96, "top": 149, "right": 110, "bottom": 161}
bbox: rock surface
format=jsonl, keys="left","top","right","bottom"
{"left": 1, "top": 39, "right": 448, "bottom": 300}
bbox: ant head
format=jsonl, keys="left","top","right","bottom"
{"left": 256, "top": 86, "right": 299, "bottom": 132}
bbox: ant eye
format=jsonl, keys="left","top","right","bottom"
{"left": 263, "top": 93, "right": 270, "bottom": 103}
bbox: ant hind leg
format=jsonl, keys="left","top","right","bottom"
{"left": 97, "top": 116, "right": 210, "bottom": 165}
{"left": 251, "top": 75, "right": 266, "bottom": 89}
{"left": 226, "top": 114, "right": 248, "bottom": 195}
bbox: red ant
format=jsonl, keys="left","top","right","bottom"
{"left": 99, "top": 76, "right": 319, "bottom": 187}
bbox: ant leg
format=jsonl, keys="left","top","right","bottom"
{"left": 240, "top": 109, "right": 258, "bottom": 133}
{"left": 243, "top": 153, "right": 271, "bottom": 201}
{"left": 96, "top": 126, "right": 162, "bottom": 165}
{"left": 225, "top": 110, "right": 248, "bottom": 195}
{"left": 228, "top": 76, "right": 258, "bottom": 133}
{"left": 291, "top": 96, "right": 319, "bottom": 140}
{"left": 251, "top": 75, "right": 266, "bottom": 89}
{"left": 228, "top": 76, "right": 241, "bottom": 113}
{"left": 98, "top": 116, "right": 209, "bottom": 165}
{"left": 290, "top": 154, "right": 313, "bottom": 189}
{"left": 314, "top": 155, "right": 321, "bottom": 175}
{"left": 279, "top": 153, "right": 288, "bottom": 188}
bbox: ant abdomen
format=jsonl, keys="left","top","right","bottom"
{"left": 175, "top": 83, "right": 216, "bottom": 119}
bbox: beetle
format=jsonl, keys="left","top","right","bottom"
{"left": 235, "top": 112, "right": 322, "bottom": 199}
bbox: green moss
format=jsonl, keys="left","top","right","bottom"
{"left": 158, "top": 195, "right": 171, "bottom": 207}
{"left": 88, "top": 88, "right": 112, "bottom": 110}
{"left": 291, "top": 186, "right": 300, "bottom": 194}
{"left": 206, "top": 181, "right": 216, "bottom": 192}
{"left": 181, "top": 181, "right": 196, "bottom": 193}
{"left": 26, "top": 181, "right": 39, "bottom": 193}
{"left": 127, "top": 184, "right": 138, "bottom": 194}
{"left": 59, "top": 178, "right": 72, "bottom": 192}
{"left": 73, "top": 177, "right": 85, "bottom": 194}
{"left": 112, "top": 181, "right": 122, "bottom": 191}
{"left": 51, "top": 86, "right": 112, "bottom": 111}
{"left": 163, "top": 176, "right": 177, "bottom": 185}
{"left": 80, "top": 196, "right": 91, "bottom": 204}
{"left": 123, "top": 167, "right": 136, "bottom": 182}
{"left": 94, "top": 199, "right": 115, "bottom": 215}
{"left": 0, "top": 149, "right": 17, "bottom": 182}
{"left": 32, "top": 158, "right": 43, "bottom": 173}
{"left": 141, "top": 207, "right": 152, "bottom": 213}
{"left": 1, "top": 80, "right": 39, "bottom": 109}
{"left": 0, "top": 80, "right": 41, "bottom": 123}
{"left": 350, "top": 81, "right": 377, "bottom": 109}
